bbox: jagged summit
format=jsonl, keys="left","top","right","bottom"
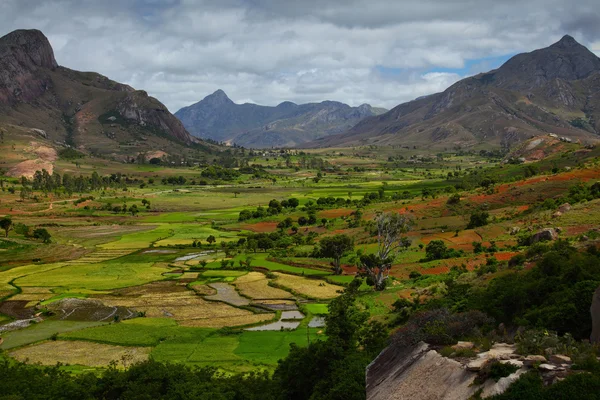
{"left": 205, "top": 89, "right": 233, "bottom": 105}
{"left": 0, "top": 29, "right": 57, "bottom": 70}
{"left": 552, "top": 34, "right": 580, "bottom": 49}
{"left": 175, "top": 92, "right": 387, "bottom": 147}
{"left": 309, "top": 35, "right": 600, "bottom": 149}
{"left": 0, "top": 28, "right": 202, "bottom": 156}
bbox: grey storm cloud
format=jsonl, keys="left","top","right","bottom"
{"left": 1, "top": 0, "right": 599, "bottom": 112}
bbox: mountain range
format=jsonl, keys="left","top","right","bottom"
{"left": 174, "top": 91, "right": 387, "bottom": 148}
{"left": 2, "top": 29, "right": 600, "bottom": 156}
{"left": 308, "top": 35, "right": 600, "bottom": 149}
{"left": 0, "top": 29, "right": 210, "bottom": 163}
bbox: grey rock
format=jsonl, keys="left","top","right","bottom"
{"left": 524, "top": 355, "right": 547, "bottom": 366}
{"left": 532, "top": 228, "right": 558, "bottom": 243}
{"left": 549, "top": 355, "right": 572, "bottom": 364}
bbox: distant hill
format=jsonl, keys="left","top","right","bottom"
{"left": 175, "top": 90, "right": 387, "bottom": 148}
{"left": 307, "top": 35, "right": 600, "bottom": 150}
{"left": 0, "top": 29, "right": 214, "bottom": 163}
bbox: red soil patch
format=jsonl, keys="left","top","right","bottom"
{"left": 565, "top": 225, "right": 595, "bottom": 235}
{"left": 341, "top": 264, "right": 358, "bottom": 274}
{"left": 240, "top": 221, "right": 278, "bottom": 233}
{"left": 493, "top": 252, "right": 520, "bottom": 261}
{"left": 421, "top": 265, "right": 450, "bottom": 275}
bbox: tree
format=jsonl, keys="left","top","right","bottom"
{"left": 206, "top": 235, "right": 216, "bottom": 245}
{"left": 425, "top": 240, "right": 448, "bottom": 260}
{"left": 287, "top": 198, "right": 299, "bottom": 208}
{"left": 246, "top": 239, "right": 258, "bottom": 253}
{"left": 33, "top": 228, "right": 51, "bottom": 243}
{"left": 128, "top": 204, "right": 139, "bottom": 216}
{"left": 0, "top": 217, "right": 13, "bottom": 238}
{"left": 467, "top": 211, "right": 489, "bottom": 229}
{"left": 359, "top": 212, "right": 412, "bottom": 290}
{"left": 317, "top": 234, "right": 354, "bottom": 275}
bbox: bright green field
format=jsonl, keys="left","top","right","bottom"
{"left": 303, "top": 304, "right": 330, "bottom": 315}
{"left": 1, "top": 320, "right": 107, "bottom": 350}
{"left": 15, "top": 260, "right": 168, "bottom": 290}
{"left": 62, "top": 318, "right": 212, "bottom": 347}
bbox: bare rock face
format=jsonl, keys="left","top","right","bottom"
{"left": 532, "top": 228, "right": 558, "bottom": 243}
{"left": 0, "top": 29, "right": 57, "bottom": 105}
{"left": 0, "top": 29, "right": 198, "bottom": 150}
{"left": 116, "top": 91, "right": 195, "bottom": 144}
{"left": 591, "top": 286, "right": 600, "bottom": 343}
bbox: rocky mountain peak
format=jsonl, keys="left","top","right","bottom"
{"left": 0, "top": 29, "right": 58, "bottom": 70}
{"left": 551, "top": 34, "right": 580, "bottom": 49}
{"left": 204, "top": 89, "right": 234, "bottom": 105}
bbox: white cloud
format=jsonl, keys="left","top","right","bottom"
{"left": 1, "top": 0, "right": 599, "bottom": 112}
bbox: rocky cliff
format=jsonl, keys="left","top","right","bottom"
{"left": 0, "top": 29, "right": 202, "bottom": 160}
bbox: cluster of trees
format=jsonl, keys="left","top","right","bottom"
{"left": 537, "top": 182, "right": 600, "bottom": 211}
{"left": 0, "top": 217, "right": 51, "bottom": 243}
{"left": 243, "top": 230, "right": 319, "bottom": 252}
{"left": 161, "top": 176, "right": 188, "bottom": 185}
{"left": 473, "top": 241, "right": 600, "bottom": 339}
{"left": 238, "top": 198, "right": 299, "bottom": 221}
{"left": 15, "top": 170, "right": 144, "bottom": 195}
{"left": 423, "top": 240, "right": 465, "bottom": 261}
{"left": 200, "top": 165, "right": 241, "bottom": 181}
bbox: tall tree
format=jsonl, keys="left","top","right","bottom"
{"left": 317, "top": 234, "right": 354, "bottom": 275}
{"left": 359, "top": 212, "right": 412, "bottom": 290}
{"left": 0, "top": 217, "right": 13, "bottom": 238}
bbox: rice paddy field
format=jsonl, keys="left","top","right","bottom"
{"left": 1, "top": 142, "right": 599, "bottom": 373}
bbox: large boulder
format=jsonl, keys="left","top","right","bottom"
{"left": 591, "top": 286, "right": 600, "bottom": 343}
{"left": 532, "top": 228, "right": 558, "bottom": 243}
{"left": 558, "top": 203, "right": 571, "bottom": 213}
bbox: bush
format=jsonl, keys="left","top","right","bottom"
{"left": 467, "top": 211, "right": 489, "bottom": 229}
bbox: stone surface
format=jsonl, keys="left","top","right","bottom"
{"left": 532, "top": 228, "right": 558, "bottom": 243}
{"left": 500, "top": 359, "right": 524, "bottom": 368}
{"left": 558, "top": 203, "right": 571, "bottom": 213}
{"left": 538, "top": 363, "right": 557, "bottom": 371}
{"left": 467, "top": 357, "right": 490, "bottom": 372}
{"left": 549, "top": 355, "right": 572, "bottom": 364}
{"left": 367, "top": 343, "right": 481, "bottom": 400}
{"left": 452, "top": 341, "right": 475, "bottom": 351}
{"left": 524, "top": 355, "right": 547, "bottom": 366}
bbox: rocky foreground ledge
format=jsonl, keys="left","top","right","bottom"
{"left": 366, "top": 341, "right": 575, "bottom": 400}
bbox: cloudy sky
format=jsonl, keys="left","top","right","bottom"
{"left": 2, "top": 0, "right": 600, "bottom": 112}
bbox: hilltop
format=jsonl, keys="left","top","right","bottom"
{"left": 175, "top": 90, "right": 387, "bottom": 148}
{"left": 0, "top": 29, "right": 216, "bottom": 176}
{"left": 308, "top": 35, "right": 600, "bottom": 150}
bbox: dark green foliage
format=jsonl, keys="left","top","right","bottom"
{"left": 0, "top": 216, "right": 13, "bottom": 237}
{"left": 200, "top": 165, "right": 240, "bottom": 180}
{"left": 424, "top": 240, "right": 464, "bottom": 261}
{"left": 489, "top": 371, "right": 600, "bottom": 400}
{"left": 316, "top": 234, "right": 354, "bottom": 275}
{"left": 467, "top": 211, "right": 489, "bottom": 229}
{"left": 473, "top": 244, "right": 600, "bottom": 338}
{"left": 475, "top": 360, "right": 520, "bottom": 384}
{"left": 58, "top": 147, "right": 85, "bottom": 160}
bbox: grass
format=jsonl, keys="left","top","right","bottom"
{"left": 0, "top": 320, "right": 107, "bottom": 350}
{"left": 62, "top": 318, "right": 213, "bottom": 347}
{"left": 235, "top": 329, "right": 323, "bottom": 365}
{"left": 303, "top": 303, "right": 329, "bottom": 315}
{"left": 15, "top": 260, "right": 168, "bottom": 290}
